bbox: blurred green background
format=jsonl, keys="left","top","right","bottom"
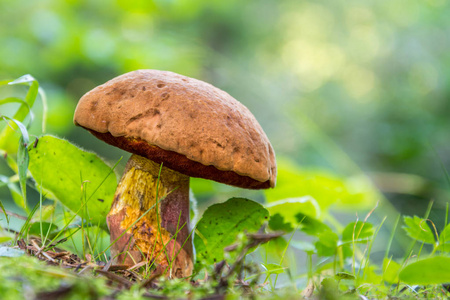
{"left": 1, "top": 0, "right": 450, "bottom": 218}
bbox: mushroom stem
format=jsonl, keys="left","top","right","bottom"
{"left": 107, "top": 154, "right": 193, "bottom": 277}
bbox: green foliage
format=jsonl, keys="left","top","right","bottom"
{"left": 266, "top": 196, "right": 321, "bottom": 234}
{"left": 382, "top": 258, "right": 401, "bottom": 284}
{"left": 342, "top": 221, "right": 374, "bottom": 242}
{"left": 402, "top": 215, "right": 435, "bottom": 244}
{"left": 194, "top": 197, "right": 269, "bottom": 265}
{"left": 27, "top": 135, "right": 118, "bottom": 228}
{"left": 0, "top": 75, "right": 41, "bottom": 153}
{"left": 264, "top": 159, "right": 378, "bottom": 211}
{"left": 399, "top": 256, "right": 450, "bottom": 285}
{"left": 1, "top": 68, "right": 450, "bottom": 298}
{"left": 0, "top": 256, "right": 109, "bottom": 300}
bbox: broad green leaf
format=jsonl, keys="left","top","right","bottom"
{"left": 0, "top": 236, "right": 12, "bottom": 244}
{"left": 319, "top": 278, "right": 339, "bottom": 298}
{"left": 382, "top": 258, "right": 401, "bottom": 284}
{"left": 264, "top": 236, "right": 290, "bottom": 260}
{"left": 28, "top": 222, "right": 59, "bottom": 238}
{"left": 194, "top": 198, "right": 269, "bottom": 265}
{"left": 296, "top": 213, "right": 332, "bottom": 236}
{"left": 402, "top": 216, "right": 435, "bottom": 244}
{"left": 264, "top": 158, "right": 378, "bottom": 211}
{"left": 440, "top": 223, "right": 450, "bottom": 244}
{"left": 357, "top": 265, "right": 383, "bottom": 286}
{"left": 266, "top": 196, "right": 320, "bottom": 232}
{"left": 27, "top": 135, "right": 118, "bottom": 228}
{"left": 342, "top": 221, "right": 374, "bottom": 242}
{"left": 335, "top": 272, "right": 355, "bottom": 280}
{"left": 399, "top": 256, "right": 450, "bottom": 285}
{"left": 268, "top": 213, "right": 293, "bottom": 232}
{"left": 315, "top": 231, "right": 338, "bottom": 257}
{"left": 437, "top": 223, "right": 450, "bottom": 252}
{"left": 31, "top": 205, "right": 56, "bottom": 223}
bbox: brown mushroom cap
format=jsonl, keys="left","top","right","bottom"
{"left": 73, "top": 70, "right": 276, "bottom": 189}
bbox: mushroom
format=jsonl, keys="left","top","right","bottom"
{"left": 73, "top": 70, "right": 276, "bottom": 278}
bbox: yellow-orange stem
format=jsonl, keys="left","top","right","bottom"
{"left": 107, "top": 154, "right": 193, "bottom": 277}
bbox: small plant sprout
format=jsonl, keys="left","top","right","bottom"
{"left": 73, "top": 70, "right": 277, "bottom": 278}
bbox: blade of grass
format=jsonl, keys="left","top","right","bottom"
{"left": 361, "top": 216, "right": 386, "bottom": 280}
{"left": 0, "top": 198, "right": 9, "bottom": 225}
{"left": 0, "top": 117, "right": 30, "bottom": 212}
{"left": 17, "top": 202, "right": 40, "bottom": 242}
{"left": 442, "top": 203, "right": 449, "bottom": 253}
{"left": 0, "top": 75, "right": 38, "bottom": 149}
{"left": 37, "top": 87, "right": 47, "bottom": 133}
{"left": 273, "top": 224, "right": 298, "bottom": 289}
{"left": 85, "top": 157, "right": 122, "bottom": 204}
{"left": 384, "top": 214, "right": 400, "bottom": 260}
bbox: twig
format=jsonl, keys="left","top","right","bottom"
{"left": 0, "top": 208, "right": 27, "bottom": 220}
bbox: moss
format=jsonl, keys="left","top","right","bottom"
{"left": 0, "top": 255, "right": 109, "bottom": 300}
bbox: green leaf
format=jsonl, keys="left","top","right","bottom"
{"left": 194, "top": 198, "right": 269, "bottom": 265}
{"left": 263, "top": 236, "right": 290, "bottom": 260}
{"left": 319, "top": 277, "right": 339, "bottom": 298}
{"left": 296, "top": 213, "right": 332, "bottom": 236}
{"left": 399, "top": 256, "right": 450, "bottom": 285}
{"left": 27, "top": 135, "right": 118, "bottom": 229}
{"left": 0, "top": 117, "right": 30, "bottom": 210}
{"left": 0, "top": 75, "right": 38, "bottom": 152}
{"left": 315, "top": 231, "right": 338, "bottom": 257}
{"left": 268, "top": 213, "right": 293, "bottom": 232}
{"left": 335, "top": 272, "right": 355, "bottom": 280}
{"left": 402, "top": 216, "right": 435, "bottom": 244}
{"left": 264, "top": 158, "right": 378, "bottom": 211}
{"left": 440, "top": 223, "right": 450, "bottom": 244}
{"left": 266, "top": 196, "right": 320, "bottom": 232}
{"left": 0, "top": 97, "right": 30, "bottom": 107}
{"left": 382, "top": 258, "right": 401, "bottom": 284}
{"left": 0, "top": 236, "right": 12, "bottom": 244}
{"left": 342, "top": 221, "right": 374, "bottom": 242}
{"left": 436, "top": 223, "right": 450, "bottom": 252}
{"left": 28, "top": 222, "right": 59, "bottom": 238}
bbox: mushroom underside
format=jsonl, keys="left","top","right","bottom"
{"left": 88, "top": 130, "right": 272, "bottom": 189}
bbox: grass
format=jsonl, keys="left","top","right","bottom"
{"left": 2, "top": 75, "right": 450, "bottom": 299}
